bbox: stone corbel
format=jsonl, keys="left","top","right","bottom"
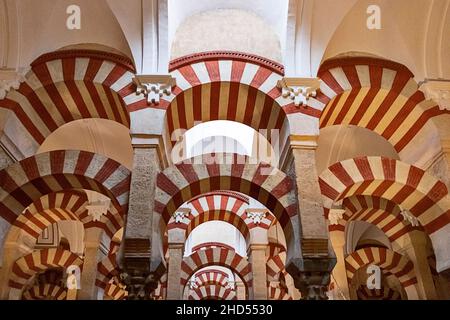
{"left": 246, "top": 209, "right": 267, "bottom": 225}
{"left": 420, "top": 80, "right": 450, "bottom": 111}
{"left": 328, "top": 206, "right": 346, "bottom": 226}
{"left": 133, "top": 74, "right": 176, "bottom": 106}
{"left": 173, "top": 208, "right": 190, "bottom": 224}
{"left": 0, "top": 69, "right": 27, "bottom": 100}
{"left": 399, "top": 208, "right": 420, "bottom": 227}
{"left": 277, "top": 78, "right": 321, "bottom": 107}
{"left": 85, "top": 201, "right": 109, "bottom": 222}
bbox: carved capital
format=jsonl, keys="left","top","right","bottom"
{"left": 173, "top": 208, "right": 190, "bottom": 224}
{"left": 420, "top": 80, "right": 450, "bottom": 111}
{"left": 277, "top": 78, "right": 321, "bottom": 107}
{"left": 246, "top": 209, "right": 267, "bottom": 225}
{"left": 399, "top": 209, "right": 420, "bottom": 227}
{"left": 85, "top": 201, "right": 109, "bottom": 222}
{"left": 328, "top": 208, "right": 346, "bottom": 226}
{"left": 133, "top": 74, "right": 176, "bottom": 106}
{"left": 0, "top": 69, "right": 27, "bottom": 99}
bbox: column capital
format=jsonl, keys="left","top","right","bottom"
{"left": 420, "top": 80, "right": 450, "bottom": 111}
{"left": 0, "top": 69, "right": 27, "bottom": 99}
{"left": 290, "top": 135, "right": 319, "bottom": 150}
{"left": 133, "top": 74, "right": 176, "bottom": 106}
{"left": 277, "top": 77, "right": 321, "bottom": 107}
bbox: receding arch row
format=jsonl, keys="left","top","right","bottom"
{"left": 155, "top": 155, "right": 299, "bottom": 261}
{"left": 319, "top": 156, "right": 450, "bottom": 273}
{"left": 0, "top": 151, "right": 131, "bottom": 261}
{"left": 0, "top": 50, "right": 137, "bottom": 158}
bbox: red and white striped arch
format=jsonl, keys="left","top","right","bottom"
{"left": 193, "top": 269, "right": 230, "bottom": 288}
{"left": 0, "top": 50, "right": 137, "bottom": 158}
{"left": 155, "top": 157, "right": 299, "bottom": 259}
{"left": 268, "top": 284, "right": 292, "bottom": 300}
{"left": 181, "top": 247, "right": 252, "bottom": 290}
{"left": 188, "top": 284, "right": 236, "bottom": 300}
{"left": 356, "top": 285, "right": 402, "bottom": 300}
{"left": 0, "top": 151, "right": 130, "bottom": 260}
{"left": 9, "top": 248, "right": 83, "bottom": 292}
{"left": 9, "top": 191, "right": 124, "bottom": 244}
{"left": 316, "top": 56, "right": 448, "bottom": 166}
{"left": 330, "top": 195, "right": 419, "bottom": 244}
{"left": 22, "top": 284, "right": 67, "bottom": 300}
{"left": 266, "top": 242, "right": 287, "bottom": 282}
{"left": 345, "top": 247, "right": 417, "bottom": 289}
{"left": 96, "top": 254, "right": 120, "bottom": 290}
{"left": 104, "top": 282, "right": 128, "bottom": 300}
{"left": 319, "top": 157, "right": 450, "bottom": 235}
{"left": 163, "top": 52, "right": 310, "bottom": 160}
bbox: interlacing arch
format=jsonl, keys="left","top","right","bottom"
{"left": 345, "top": 247, "right": 417, "bottom": 289}
{"left": 155, "top": 155, "right": 299, "bottom": 259}
{"left": 180, "top": 247, "right": 252, "bottom": 292}
{"left": 356, "top": 285, "right": 402, "bottom": 300}
{"left": 319, "top": 156, "right": 450, "bottom": 270}
{"left": 0, "top": 151, "right": 131, "bottom": 259}
{"left": 330, "top": 195, "right": 420, "bottom": 245}
{"left": 268, "top": 282, "right": 292, "bottom": 300}
{"left": 9, "top": 248, "right": 83, "bottom": 292}
{"left": 0, "top": 49, "right": 137, "bottom": 158}
{"left": 314, "top": 56, "right": 449, "bottom": 165}
{"left": 22, "top": 283, "right": 67, "bottom": 300}
{"left": 96, "top": 254, "right": 121, "bottom": 291}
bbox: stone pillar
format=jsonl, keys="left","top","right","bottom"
{"left": 78, "top": 228, "right": 103, "bottom": 300}
{"left": 236, "top": 280, "right": 246, "bottom": 300}
{"left": 248, "top": 225, "right": 269, "bottom": 300}
{"left": 166, "top": 226, "right": 186, "bottom": 300}
{"left": 329, "top": 229, "right": 350, "bottom": 300}
{"left": 166, "top": 242, "right": 184, "bottom": 300}
{"left": 285, "top": 135, "right": 336, "bottom": 300}
{"left": 121, "top": 135, "right": 165, "bottom": 300}
{"left": 401, "top": 231, "right": 438, "bottom": 299}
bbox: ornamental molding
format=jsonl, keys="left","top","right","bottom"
{"left": 399, "top": 209, "right": 420, "bottom": 227}
{"left": 133, "top": 74, "right": 176, "bottom": 106}
{"left": 328, "top": 208, "right": 346, "bottom": 225}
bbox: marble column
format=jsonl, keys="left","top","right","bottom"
{"left": 285, "top": 135, "right": 336, "bottom": 300}
{"left": 329, "top": 229, "right": 350, "bottom": 300}
{"left": 78, "top": 228, "right": 103, "bottom": 300}
{"left": 248, "top": 227, "right": 268, "bottom": 300}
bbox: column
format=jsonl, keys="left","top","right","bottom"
{"left": 285, "top": 135, "right": 336, "bottom": 300}
{"left": 329, "top": 228, "right": 350, "bottom": 300}
{"left": 121, "top": 134, "right": 165, "bottom": 300}
{"left": 235, "top": 280, "right": 246, "bottom": 300}
{"left": 248, "top": 227, "right": 268, "bottom": 300}
{"left": 78, "top": 228, "right": 103, "bottom": 300}
{"left": 166, "top": 226, "right": 186, "bottom": 300}
{"left": 166, "top": 243, "right": 184, "bottom": 300}
{"left": 401, "top": 231, "right": 438, "bottom": 299}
